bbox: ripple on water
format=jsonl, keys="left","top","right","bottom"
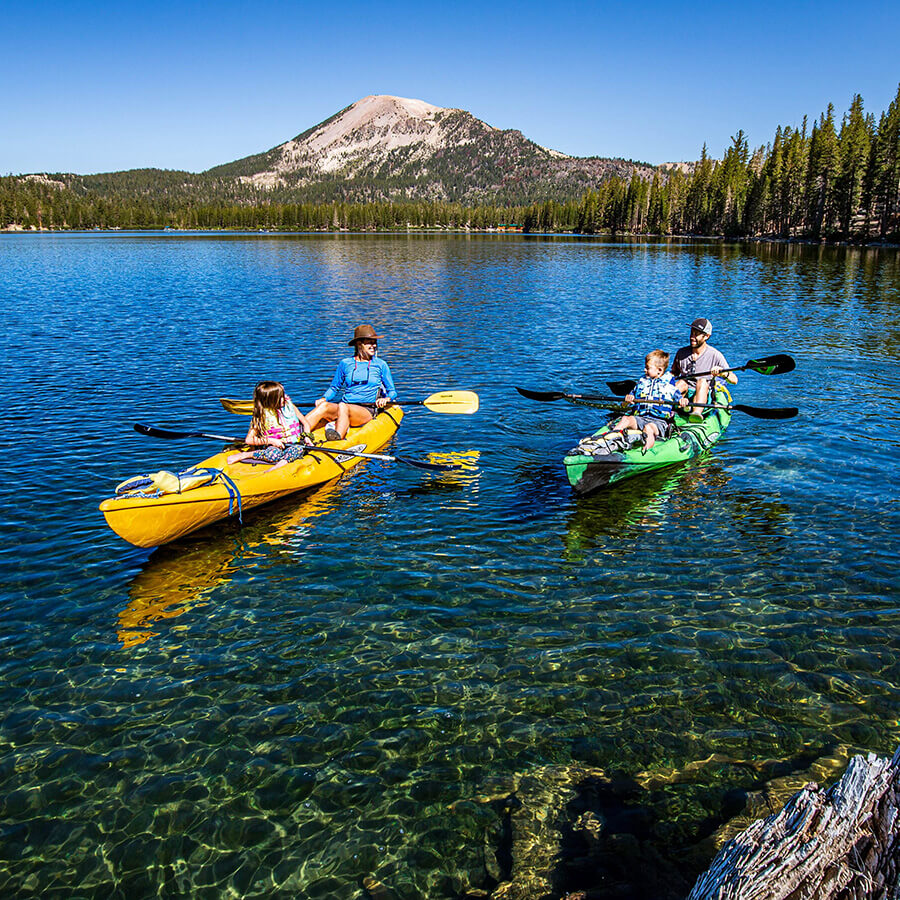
{"left": 0, "top": 235, "right": 899, "bottom": 896}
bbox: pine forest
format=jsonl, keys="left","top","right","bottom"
{"left": 3, "top": 87, "right": 899, "bottom": 241}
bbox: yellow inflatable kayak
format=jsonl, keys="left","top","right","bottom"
{"left": 100, "top": 407, "right": 403, "bottom": 548}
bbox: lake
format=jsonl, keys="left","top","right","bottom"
{"left": 1, "top": 233, "right": 899, "bottom": 898}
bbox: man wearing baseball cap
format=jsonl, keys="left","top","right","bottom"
{"left": 671, "top": 318, "right": 738, "bottom": 415}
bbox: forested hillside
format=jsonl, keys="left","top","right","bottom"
{"left": 2, "top": 87, "right": 898, "bottom": 240}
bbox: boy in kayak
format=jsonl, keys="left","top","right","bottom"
{"left": 305, "top": 324, "right": 398, "bottom": 440}
{"left": 672, "top": 318, "right": 738, "bottom": 414}
{"left": 226, "top": 381, "right": 312, "bottom": 468}
{"left": 605, "top": 350, "right": 681, "bottom": 451}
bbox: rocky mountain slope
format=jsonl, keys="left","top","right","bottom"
{"left": 204, "top": 95, "right": 655, "bottom": 204}
{"left": 17, "top": 95, "right": 659, "bottom": 207}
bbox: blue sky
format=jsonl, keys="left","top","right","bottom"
{"left": 4, "top": 0, "right": 899, "bottom": 175}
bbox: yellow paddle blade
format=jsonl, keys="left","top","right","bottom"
{"left": 220, "top": 397, "right": 254, "bottom": 415}
{"left": 219, "top": 390, "right": 479, "bottom": 415}
{"left": 421, "top": 390, "right": 479, "bottom": 414}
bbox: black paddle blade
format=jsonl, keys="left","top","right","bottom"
{"left": 606, "top": 379, "right": 637, "bottom": 396}
{"left": 746, "top": 354, "right": 795, "bottom": 375}
{"left": 516, "top": 387, "right": 566, "bottom": 402}
{"left": 134, "top": 423, "right": 188, "bottom": 439}
{"left": 732, "top": 404, "right": 799, "bottom": 419}
{"left": 134, "top": 423, "right": 240, "bottom": 442}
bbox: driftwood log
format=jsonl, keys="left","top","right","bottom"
{"left": 688, "top": 746, "right": 900, "bottom": 900}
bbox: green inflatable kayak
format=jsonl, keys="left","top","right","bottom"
{"left": 564, "top": 387, "right": 733, "bottom": 494}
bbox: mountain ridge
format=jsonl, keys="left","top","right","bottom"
{"left": 203, "top": 94, "right": 654, "bottom": 203}
{"left": 8, "top": 95, "right": 668, "bottom": 210}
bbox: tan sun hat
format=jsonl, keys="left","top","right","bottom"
{"left": 348, "top": 324, "right": 381, "bottom": 345}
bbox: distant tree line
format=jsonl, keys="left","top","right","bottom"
{"left": 534, "top": 86, "right": 900, "bottom": 241}
{"left": 2, "top": 87, "right": 898, "bottom": 240}
{"left": 0, "top": 184, "right": 529, "bottom": 232}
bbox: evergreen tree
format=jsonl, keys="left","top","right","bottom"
{"left": 872, "top": 83, "right": 900, "bottom": 238}
{"left": 836, "top": 94, "right": 872, "bottom": 236}
{"left": 684, "top": 144, "right": 714, "bottom": 234}
{"left": 781, "top": 122, "right": 809, "bottom": 236}
{"left": 811, "top": 104, "right": 841, "bottom": 237}
{"left": 577, "top": 190, "right": 598, "bottom": 234}
{"left": 647, "top": 172, "right": 669, "bottom": 234}
{"left": 765, "top": 126, "right": 785, "bottom": 233}
{"left": 717, "top": 130, "right": 751, "bottom": 235}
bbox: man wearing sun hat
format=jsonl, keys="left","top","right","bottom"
{"left": 671, "top": 318, "right": 738, "bottom": 416}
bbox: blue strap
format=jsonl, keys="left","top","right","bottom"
{"left": 185, "top": 467, "right": 243, "bottom": 522}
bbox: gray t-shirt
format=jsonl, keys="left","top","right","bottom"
{"left": 671, "top": 344, "right": 729, "bottom": 383}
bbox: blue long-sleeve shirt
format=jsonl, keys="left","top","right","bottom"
{"left": 323, "top": 356, "right": 398, "bottom": 405}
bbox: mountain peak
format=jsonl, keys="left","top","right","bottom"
{"left": 300, "top": 95, "right": 454, "bottom": 162}
{"left": 207, "top": 95, "right": 653, "bottom": 204}
{"left": 349, "top": 95, "right": 446, "bottom": 121}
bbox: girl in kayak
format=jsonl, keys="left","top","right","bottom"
{"left": 605, "top": 350, "right": 682, "bottom": 451}
{"left": 227, "top": 381, "right": 312, "bottom": 468}
{"left": 305, "top": 324, "right": 398, "bottom": 440}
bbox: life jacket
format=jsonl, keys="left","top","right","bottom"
{"left": 261, "top": 403, "right": 303, "bottom": 442}
{"left": 633, "top": 373, "right": 680, "bottom": 419}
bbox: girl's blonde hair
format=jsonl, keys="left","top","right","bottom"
{"left": 251, "top": 381, "right": 286, "bottom": 436}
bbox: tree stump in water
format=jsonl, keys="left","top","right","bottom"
{"left": 688, "top": 746, "right": 900, "bottom": 900}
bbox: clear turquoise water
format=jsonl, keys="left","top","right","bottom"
{"left": 1, "top": 233, "right": 899, "bottom": 897}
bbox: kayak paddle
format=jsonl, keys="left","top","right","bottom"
{"left": 219, "top": 390, "right": 479, "bottom": 416}
{"left": 133, "top": 423, "right": 461, "bottom": 472}
{"left": 514, "top": 388, "right": 798, "bottom": 419}
{"left": 606, "top": 353, "right": 795, "bottom": 396}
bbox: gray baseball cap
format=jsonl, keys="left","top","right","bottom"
{"left": 689, "top": 318, "right": 712, "bottom": 336}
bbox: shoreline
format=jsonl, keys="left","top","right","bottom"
{"left": 1, "top": 224, "right": 898, "bottom": 249}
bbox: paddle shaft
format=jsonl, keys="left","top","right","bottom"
{"left": 606, "top": 354, "right": 795, "bottom": 396}
{"left": 514, "top": 389, "right": 796, "bottom": 419}
{"left": 220, "top": 390, "right": 478, "bottom": 416}
{"left": 571, "top": 395, "right": 797, "bottom": 419}
{"left": 689, "top": 352, "right": 795, "bottom": 381}
{"left": 132, "top": 424, "right": 458, "bottom": 471}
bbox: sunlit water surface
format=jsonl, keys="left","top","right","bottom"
{"left": 1, "top": 234, "right": 899, "bottom": 897}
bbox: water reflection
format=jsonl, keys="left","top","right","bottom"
{"left": 563, "top": 463, "right": 708, "bottom": 561}
{"left": 118, "top": 481, "right": 344, "bottom": 648}
{"left": 562, "top": 456, "right": 796, "bottom": 565}
{"left": 3, "top": 235, "right": 900, "bottom": 899}
{"left": 117, "top": 545, "right": 227, "bottom": 648}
